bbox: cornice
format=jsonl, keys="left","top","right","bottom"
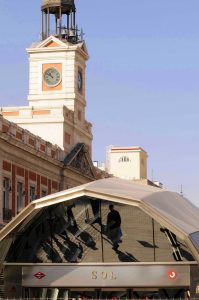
{"left": 26, "top": 45, "right": 89, "bottom": 60}
{"left": 0, "top": 132, "right": 63, "bottom": 168}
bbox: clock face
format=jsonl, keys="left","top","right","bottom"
{"left": 43, "top": 67, "right": 61, "bottom": 87}
{"left": 77, "top": 70, "right": 83, "bottom": 91}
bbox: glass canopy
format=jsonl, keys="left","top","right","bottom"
{"left": 5, "top": 196, "right": 194, "bottom": 263}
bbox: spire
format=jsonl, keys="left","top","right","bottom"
{"left": 41, "top": 0, "right": 82, "bottom": 43}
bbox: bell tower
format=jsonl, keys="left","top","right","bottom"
{"left": 1, "top": 0, "right": 92, "bottom": 155}
{"left": 41, "top": 0, "right": 78, "bottom": 42}
{"left": 27, "top": 0, "right": 87, "bottom": 110}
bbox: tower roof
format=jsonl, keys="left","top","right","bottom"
{"left": 42, "top": 0, "right": 76, "bottom": 13}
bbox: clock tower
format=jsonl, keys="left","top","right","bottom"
{"left": 1, "top": 0, "right": 92, "bottom": 155}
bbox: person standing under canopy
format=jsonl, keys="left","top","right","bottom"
{"left": 107, "top": 204, "right": 122, "bottom": 250}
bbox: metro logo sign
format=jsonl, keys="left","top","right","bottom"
{"left": 34, "top": 272, "right": 46, "bottom": 280}
{"left": 22, "top": 265, "right": 189, "bottom": 287}
{"left": 168, "top": 271, "right": 177, "bottom": 279}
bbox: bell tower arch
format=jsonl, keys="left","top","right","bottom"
{"left": 41, "top": 0, "right": 78, "bottom": 42}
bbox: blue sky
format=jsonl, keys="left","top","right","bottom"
{"left": 0, "top": 1, "right": 199, "bottom": 205}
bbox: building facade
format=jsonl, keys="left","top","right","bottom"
{"left": 0, "top": 114, "right": 98, "bottom": 228}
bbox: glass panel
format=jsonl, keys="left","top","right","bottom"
{"left": 190, "top": 231, "right": 199, "bottom": 251}
{"left": 4, "top": 196, "right": 194, "bottom": 263}
{"left": 156, "top": 225, "right": 194, "bottom": 262}
{"left": 102, "top": 202, "right": 154, "bottom": 262}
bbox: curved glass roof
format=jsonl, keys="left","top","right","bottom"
{"left": 0, "top": 177, "right": 199, "bottom": 264}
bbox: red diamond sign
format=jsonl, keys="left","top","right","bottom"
{"left": 34, "top": 272, "right": 46, "bottom": 280}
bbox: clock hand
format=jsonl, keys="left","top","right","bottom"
{"left": 47, "top": 72, "right": 53, "bottom": 79}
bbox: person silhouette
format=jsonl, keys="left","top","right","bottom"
{"left": 66, "top": 203, "right": 77, "bottom": 227}
{"left": 107, "top": 204, "right": 122, "bottom": 250}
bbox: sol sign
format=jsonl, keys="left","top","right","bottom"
{"left": 168, "top": 271, "right": 177, "bottom": 279}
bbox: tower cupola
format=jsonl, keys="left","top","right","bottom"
{"left": 41, "top": 0, "right": 81, "bottom": 43}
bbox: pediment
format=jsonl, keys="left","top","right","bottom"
{"left": 45, "top": 40, "right": 60, "bottom": 48}
{"left": 64, "top": 143, "right": 96, "bottom": 179}
{"left": 29, "top": 37, "right": 89, "bottom": 56}
{"left": 36, "top": 36, "right": 68, "bottom": 49}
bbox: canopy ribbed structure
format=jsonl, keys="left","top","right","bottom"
{"left": 0, "top": 177, "right": 199, "bottom": 264}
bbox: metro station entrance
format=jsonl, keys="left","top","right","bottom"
{"left": 4, "top": 262, "right": 191, "bottom": 299}
{"left": 2, "top": 194, "right": 197, "bottom": 299}
{"left": 23, "top": 287, "right": 189, "bottom": 299}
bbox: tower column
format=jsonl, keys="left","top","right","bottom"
{"left": 73, "top": 11, "right": 76, "bottom": 29}
{"left": 42, "top": 11, "right": 44, "bottom": 39}
{"left": 47, "top": 7, "right": 50, "bottom": 36}
{"left": 55, "top": 16, "right": 58, "bottom": 34}
{"left": 44, "top": 12, "right": 48, "bottom": 39}
{"left": 70, "top": 9, "right": 73, "bottom": 29}
{"left": 59, "top": 6, "right": 62, "bottom": 37}
{"left": 67, "top": 13, "right": 70, "bottom": 32}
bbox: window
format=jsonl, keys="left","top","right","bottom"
{"left": 3, "top": 177, "right": 11, "bottom": 221}
{"left": 41, "top": 190, "right": 47, "bottom": 198}
{"left": 64, "top": 132, "right": 71, "bottom": 145}
{"left": 78, "top": 110, "right": 82, "bottom": 121}
{"left": 30, "top": 186, "right": 36, "bottom": 202}
{"left": 17, "top": 182, "right": 23, "bottom": 214}
{"left": 3, "top": 177, "right": 10, "bottom": 209}
{"left": 119, "top": 156, "right": 130, "bottom": 163}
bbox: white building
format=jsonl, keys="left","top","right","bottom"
{"left": 106, "top": 146, "right": 148, "bottom": 180}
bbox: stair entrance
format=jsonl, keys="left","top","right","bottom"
{"left": 23, "top": 287, "right": 189, "bottom": 299}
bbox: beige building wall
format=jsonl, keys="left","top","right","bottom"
{"left": 107, "top": 146, "right": 148, "bottom": 180}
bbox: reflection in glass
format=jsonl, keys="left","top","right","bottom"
{"left": 5, "top": 196, "right": 194, "bottom": 263}
{"left": 190, "top": 231, "right": 199, "bottom": 251}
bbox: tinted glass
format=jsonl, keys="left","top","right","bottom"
{"left": 190, "top": 231, "right": 199, "bottom": 251}
{"left": 5, "top": 197, "right": 194, "bottom": 263}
